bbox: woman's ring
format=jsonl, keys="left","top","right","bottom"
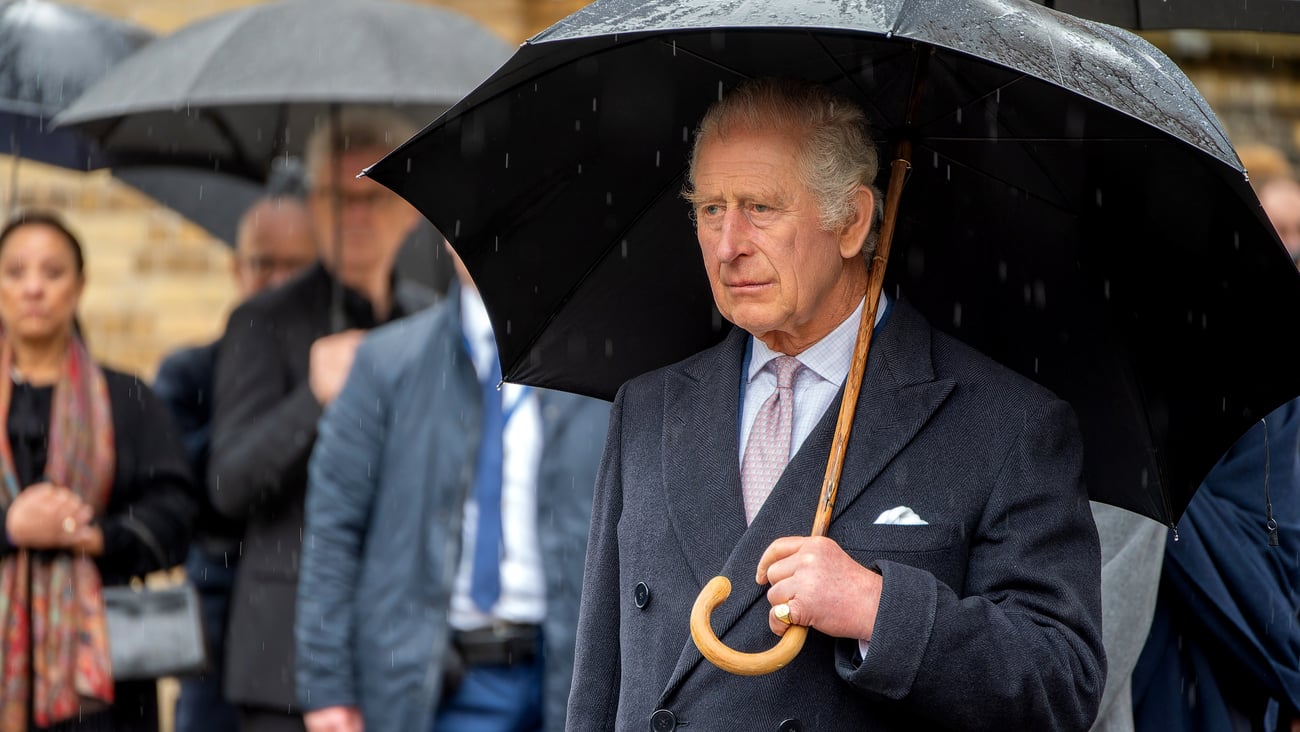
{"left": 773, "top": 603, "right": 792, "bottom": 625}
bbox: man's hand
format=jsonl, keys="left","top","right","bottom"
{"left": 756, "top": 535, "right": 882, "bottom": 640}
{"left": 5, "top": 483, "right": 94, "bottom": 549}
{"left": 309, "top": 330, "right": 366, "bottom": 406}
{"left": 304, "top": 706, "right": 363, "bottom": 732}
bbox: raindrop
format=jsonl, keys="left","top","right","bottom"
{"left": 1023, "top": 284, "right": 1032, "bottom": 304}
{"left": 1033, "top": 280, "right": 1047, "bottom": 309}
{"left": 655, "top": 150, "right": 661, "bottom": 168}
{"left": 605, "top": 339, "right": 614, "bottom": 357}
{"left": 506, "top": 320, "right": 513, "bottom": 335}
{"left": 494, "top": 236, "right": 499, "bottom": 252}
{"left": 952, "top": 302, "right": 963, "bottom": 327}
{"left": 1033, "top": 357, "right": 1039, "bottom": 374}
{"left": 956, "top": 107, "right": 963, "bottom": 124}
{"left": 606, "top": 192, "right": 614, "bottom": 206}
{"left": 533, "top": 83, "right": 538, "bottom": 92}
{"left": 455, "top": 220, "right": 461, "bottom": 237}
{"left": 621, "top": 240, "right": 629, "bottom": 258}
{"left": 933, "top": 151, "right": 939, "bottom": 168}
{"left": 406, "top": 159, "right": 411, "bottom": 173}
{"left": 1233, "top": 231, "right": 1240, "bottom": 250}
{"left": 996, "top": 88, "right": 1001, "bottom": 103}
{"left": 997, "top": 260, "right": 1007, "bottom": 282}
{"left": 505, "top": 152, "right": 510, "bottom": 169}
{"left": 1186, "top": 310, "right": 1194, "bottom": 324}
{"left": 592, "top": 97, "right": 598, "bottom": 112}
{"left": 683, "top": 126, "right": 690, "bottom": 142}
{"left": 1201, "top": 313, "right": 1208, "bottom": 329}
{"left": 718, "top": 80, "right": 724, "bottom": 101}
{"left": 575, "top": 120, "right": 582, "bottom": 132}
{"left": 577, "top": 163, "right": 583, "bottom": 175}
{"left": 1103, "top": 279, "right": 1110, "bottom": 299}
{"left": 1095, "top": 189, "right": 1103, "bottom": 207}
{"left": 672, "top": 40, "right": 677, "bottom": 56}
{"left": 946, "top": 165, "right": 951, "bottom": 182}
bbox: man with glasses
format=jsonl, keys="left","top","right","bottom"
{"left": 157, "top": 194, "right": 316, "bottom": 732}
{"left": 208, "top": 107, "right": 435, "bottom": 732}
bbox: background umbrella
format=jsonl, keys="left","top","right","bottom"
{"left": 1035, "top": 0, "right": 1300, "bottom": 33}
{"left": 0, "top": 0, "right": 150, "bottom": 213}
{"left": 55, "top": 0, "right": 514, "bottom": 182}
{"left": 368, "top": 0, "right": 1300, "bottom": 529}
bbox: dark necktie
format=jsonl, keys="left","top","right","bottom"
{"left": 469, "top": 351, "right": 505, "bottom": 611}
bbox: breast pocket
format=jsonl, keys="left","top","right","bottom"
{"left": 839, "top": 523, "right": 968, "bottom": 589}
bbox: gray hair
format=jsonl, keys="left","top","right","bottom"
{"left": 685, "top": 78, "right": 885, "bottom": 257}
{"left": 303, "top": 106, "right": 420, "bottom": 189}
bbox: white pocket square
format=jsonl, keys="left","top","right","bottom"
{"left": 873, "top": 506, "right": 929, "bottom": 525}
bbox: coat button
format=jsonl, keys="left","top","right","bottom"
{"left": 777, "top": 720, "right": 802, "bottom": 732}
{"left": 634, "top": 582, "right": 651, "bottom": 609}
{"left": 649, "top": 708, "right": 676, "bottom": 731}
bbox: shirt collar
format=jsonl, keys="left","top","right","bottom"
{"left": 459, "top": 286, "right": 497, "bottom": 379}
{"left": 747, "top": 291, "right": 888, "bottom": 387}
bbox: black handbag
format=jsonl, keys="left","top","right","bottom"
{"left": 101, "top": 516, "right": 208, "bottom": 681}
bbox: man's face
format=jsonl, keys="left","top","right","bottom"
{"left": 308, "top": 147, "right": 420, "bottom": 281}
{"left": 692, "top": 126, "right": 869, "bottom": 352}
{"left": 1259, "top": 179, "right": 1300, "bottom": 266}
{"left": 234, "top": 203, "right": 316, "bottom": 297}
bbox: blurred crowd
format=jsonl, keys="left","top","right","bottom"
{"left": 1, "top": 2, "right": 1299, "bottom": 732}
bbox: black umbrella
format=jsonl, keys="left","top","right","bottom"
{"left": 369, "top": 0, "right": 1300, "bottom": 531}
{"left": 1038, "top": 0, "right": 1300, "bottom": 33}
{"left": 54, "top": 0, "right": 513, "bottom": 181}
{"left": 0, "top": 0, "right": 151, "bottom": 171}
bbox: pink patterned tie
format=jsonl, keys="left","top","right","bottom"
{"left": 741, "top": 356, "right": 803, "bottom": 524}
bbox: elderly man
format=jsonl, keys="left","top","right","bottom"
{"left": 156, "top": 195, "right": 316, "bottom": 732}
{"left": 208, "top": 108, "right": 435, "bottom": 732}
{"left": 567, "top": 78, "right": 1105, "bottom": 731}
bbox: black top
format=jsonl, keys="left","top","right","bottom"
{"left": 0, "top": 368, "right": 196, "bottom": 585}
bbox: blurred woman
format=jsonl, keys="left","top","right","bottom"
{"left": 0, "top": 212, "right": 195, "bottom": 732}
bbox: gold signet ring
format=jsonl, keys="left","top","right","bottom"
{"left": 61, "top": 517, "right": 77, "bottom": 534}
{"left": 773, "top": 603, "right": 792, "bottom": 625}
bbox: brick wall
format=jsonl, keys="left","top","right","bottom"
{"left": 14, "top": 0, "right": 587, "bottom": 381}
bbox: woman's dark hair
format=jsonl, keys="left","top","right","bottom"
{"left": 0, "top": 210, "right": 86, "bottom": 275}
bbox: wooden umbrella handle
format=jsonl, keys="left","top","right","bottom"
{"left": 688, "top": 146, "right": 913, "bottom": 676}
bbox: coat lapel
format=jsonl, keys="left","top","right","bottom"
{"left": 662, "top": 327, "right": 751, "bottom": 589}
{"left": 659, "top": 299, "right": 955, "bottom": 702}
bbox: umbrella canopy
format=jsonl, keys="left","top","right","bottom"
{"left": 1037, "top": 0, "right": 1300, "bottom": 33}
{"left": 54, "top": 0, "right": 513, "bottom": 181}
{"left": 367, "top": 0, "right": 1300, "bottom": 527}
{"left": 0, "top": 0, "right": 151, "bottom": 169}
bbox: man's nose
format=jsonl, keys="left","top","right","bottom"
{"left": 714, "top": 208, "right": 753, "bottom": 262}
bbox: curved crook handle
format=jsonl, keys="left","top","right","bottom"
{"left": 690, "top": 576, "right": 808, "bottom": 676}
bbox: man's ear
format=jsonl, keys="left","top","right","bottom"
{"left": 837, "top": 185, "right": 874, "bottom": 260}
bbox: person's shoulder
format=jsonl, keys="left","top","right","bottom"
{"left": 617, "top": 327, "right": 742, "bottom": 405}
{"left": 230, "top": 263, "right": 327, "bottom": 321}
{"left": 156, "top": 340, "right": 219, "bottom": 379}
{"left": 394, "top": 278, "right": 439, "bottom": 314}
{"left": 99, "top": 365, "right": 161, "bottom": 412}
{"left": 357, "top": 299, "right": 455, "bottom": 371}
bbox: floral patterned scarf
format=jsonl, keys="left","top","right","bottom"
{"left": 0, "top": 336, "right": 115, "bottom": 731}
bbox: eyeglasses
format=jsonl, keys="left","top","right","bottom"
{"left": 309, "top": 187, "right": 396, "bottom": 209}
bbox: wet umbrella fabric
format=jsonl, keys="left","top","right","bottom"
{"left": 0, "top": 0, "right": 151, "bottom": 170}
{"left": 55, "top": 0, "right": 513, "bottom": 181}
{"left": 1038, "top": 0, "right": 1300, "bottom": 33}
{"left": 368, "top": 0, "right": 1300, "bottom": 527}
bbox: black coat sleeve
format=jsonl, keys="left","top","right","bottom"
{"left": 96, "top": 371, "right": 197, "bottom": 582}
{"left": 207, "top": 299, "right": 323, "bottom": 519}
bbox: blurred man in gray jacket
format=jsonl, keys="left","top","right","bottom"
{"left": 296, "top": 253, "right": 609, "bottom": 732}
